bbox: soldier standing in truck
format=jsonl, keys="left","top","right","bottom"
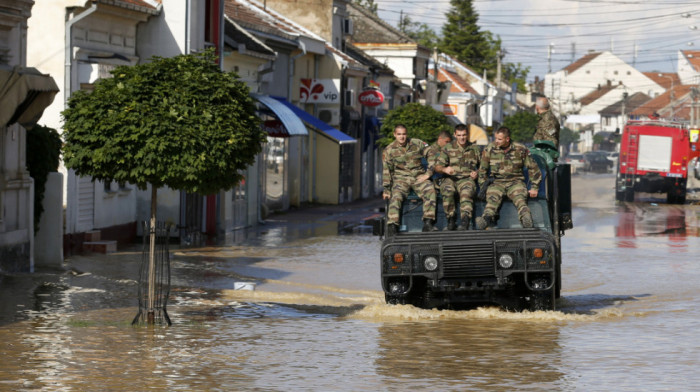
{"left": 476, "top": 126, "right": 542, "bottom": 230}
{"left": 434, "top": 124, "right": 481, "bottom": 230}
{"left": 382, "top": 124, "right": 438, "bottom": 235}
{"left": 534, "top": 96, "right": 560, "bottom": 147}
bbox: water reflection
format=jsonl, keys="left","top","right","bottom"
{"left": 375, "top": 319, "right": 565, "bottom": 390}
{"left": 614, "top": 204, "right": 700, "bottom": 249}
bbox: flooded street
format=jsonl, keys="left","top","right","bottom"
{"left": 1, "top": 174, "right": 699, "bottom": 390}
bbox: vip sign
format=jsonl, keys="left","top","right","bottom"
{"left": 300, "top": 79, "right": 341, "bottom": 103}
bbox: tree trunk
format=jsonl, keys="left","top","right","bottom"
{"left": 147, "top": 185, "right": 157, "bottom": 324}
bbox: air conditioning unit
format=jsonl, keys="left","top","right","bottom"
{"left": 343, "top": 18, "right": 354, "bottom": 36}
{"left": 318, "top": 108, "right": 341, "bottom": 126}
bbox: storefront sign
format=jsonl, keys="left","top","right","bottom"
{"left": 443, "top": 104, "right": 458, "bottom": 116}
{"left": 358, "top": 90, "right": 384, "bottom": 107}
{"left": 300, "top": 79, "right": 340, "bottom": 103}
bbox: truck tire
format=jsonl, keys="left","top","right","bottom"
{"left": 624, "top": 187, "right": 634, "bottom": 202}
{"left": 529, "top": 290, "right": 554, "bottom": 311}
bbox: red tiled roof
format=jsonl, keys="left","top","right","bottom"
{"left": 630, "top": 85, "right": 694, "bottom": 117}
{"left": 643, "top": 72, "right": 680, "bottom": 90}
{"left": 682, "top": 50, "right": 700, "bottom": 72}
{"left": 579, "top": 82, "right": 617, "bottom": 106}
{"left": 563, "top": 51, "right": 601, "bottom": 74}
{"left": 431, "top": 68, "right": 478, "bottom": 95}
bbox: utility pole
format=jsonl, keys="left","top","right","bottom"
{"left": 496, "top": 49, "right": 502, "bottom": 88}
{"left": 571, "top": 42, "right": 575, "bottom": 63}
{"left": 548, "top": 43, "right": 553, "bottom": 73}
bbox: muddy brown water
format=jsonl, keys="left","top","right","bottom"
{"left": 0, "top": 173, "right": 699, "bottom": 391}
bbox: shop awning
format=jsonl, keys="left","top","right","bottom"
{"left": 252, "top": 93, "right": 308, "bottom": 137}
{"left": 0, "top": 66, "right": 59, "bottom": 129}
{"left": 271, "top": 96, "right": 356, "bottom": 144}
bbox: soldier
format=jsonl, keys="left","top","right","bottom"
{"left": 434, "top": 124, "right": 481, "bottom": 230}
{"left": 424, "top": 131, "right": 452, "bottom": 224}
{"left": 475, "top": 126, "right": 542, "bottom": 230}
{"left": 534, "top": 96, "right": 560, "bottom": 146}
{"left": 382, "top": 124, "right": 438, "bottom": 235}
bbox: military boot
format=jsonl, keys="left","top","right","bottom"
{"left": 387, "top": 223, "right": 399, "bottom": 236}
{"left": 444, "top": 216, "right": 457, "bottom": 231}
{"left": 422, "top": 219, "right": 438, "bottom": 232}
{"left": 475, "top": 215, "right": 493, "bottom": 230}
{"left": 520, "top": 215, "right": 533, "bottom": 228}
{"left": 457, "top": 214, "right": 470, "bottom": 231}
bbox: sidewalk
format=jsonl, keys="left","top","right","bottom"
{"left": 265, "top": 196, "right": 385, "bottom": 223}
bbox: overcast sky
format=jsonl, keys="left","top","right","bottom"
{"left": 375, "top": 0, "right": 700, "bottom": 81}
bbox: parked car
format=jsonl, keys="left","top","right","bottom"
{"left": 583, "top": 151, "right": 613, "bottom": 173}
{"left": 603, "top": 151, "right": 618, "bottom": 169}
{"left": 564, "top": 153, "right": 585, "bottom": 174}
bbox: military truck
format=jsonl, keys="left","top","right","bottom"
{"left": 374, "top": 145, "right": 572, "bottom": 311}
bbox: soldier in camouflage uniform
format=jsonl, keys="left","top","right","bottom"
{"left": 534, "top": 96, "right": 560, "bottom": 146}
{"left": 424, "top": 130, "right": 452, "bottom": 224}
{"left": 382, "top": 124, "right": 438, "bottom": 234}
{"left": 475, "top": 126, "right": 542, "bottom": 230}
{"left": 434, "top": 124, "right": 481, "bottom": 230}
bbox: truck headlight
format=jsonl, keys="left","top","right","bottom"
{"left": 424, "top": 256, "right": 438, "bottom": 271}
{"left": 498, "top": 254, "right": 514, "bottom": 269}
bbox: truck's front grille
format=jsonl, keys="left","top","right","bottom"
{"left": 442, "top": 243, "right": 494, "bottom": 277}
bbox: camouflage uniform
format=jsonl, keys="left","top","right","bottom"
{"left": 382, "top": 138, "right": 437, "bottom": 225}
{"left": 477, "top": 142, "right": 542, "bottom": 224}
{"left": 534, "top": 109, "right": 560, "bottom": 146}
{"left": 436, "top": 140, "right": 481, "bottom": 220}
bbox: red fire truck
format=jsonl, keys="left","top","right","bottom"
{"left": 615, "top": 120, "right": 694, "bottom": 204}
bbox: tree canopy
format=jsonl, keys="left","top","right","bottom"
{"left": 502, "top": 110, "right": 539, "bottom": 143}
{"left": 62, "top": 50, "right": 264, "bottom": 195}
{"left": 439, "top": 0, "right": 498, "bottom": 79}
{"left": 378, "top": 102, "right": 452, "bottom": 147}
{"left": 438, "top": 0, "right": 529, "bottom": 92}
{"left": 399, "top": 15, "right": 440, "bottom": 48}
{"left": 354, "top": 0, "right": 378, "bottom": 14}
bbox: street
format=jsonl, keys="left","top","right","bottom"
{"left": 0, "top": 173, "right": 699, "bottom": 390}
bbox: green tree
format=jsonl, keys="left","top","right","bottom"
{"left": 354, "top": 0, "right": 377, "bottom": 14}
{"left": 62, "top": 50, "right": 263, "bottom": 199}
{"left": 503, "top": 62, "right": 531, "bottom": 93}
{"left": 62, "top": 50, "right": 263, "bottom": 324}
{"left": 378, "top": 103, "right": 452, "bottom": 147}
{"left": 502, "top": 110, "right": 539, "bottom": 143}
{"left": 439, "top": 0, "right": 498, "bottom": 79}
{"left": 438, "top": 0, "right": 528, "bottom": 90}
{"left": 398, "top": 15, "right": 440, "bottom": 48}
{"left": 560, "top": 127, "right": 580, "bottom": 148}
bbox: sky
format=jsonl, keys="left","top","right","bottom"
{"left": 375, "top": 0, "right": 700, "bottom": 82}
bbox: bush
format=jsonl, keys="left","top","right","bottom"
{"left": 378, "top": 103, "right": 452, "bottom": 147}
{"left": 26, "top": 125, "right": 61, "bottom": 233}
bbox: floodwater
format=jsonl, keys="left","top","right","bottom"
{"left": 1, "top": 174, "right": 699, "bottom": 391}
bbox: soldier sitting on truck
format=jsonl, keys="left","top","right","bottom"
{"left": 434, "top": 124, "right": 481, "bottom": 230}
{"left": 424, "top": 130, "right": 453, "bottom": 229}
{"left": 476, "top": 126, "right": 542, "bottom": 230}
{"left": 382, "top": 124, "right": 438, "bottom": 235}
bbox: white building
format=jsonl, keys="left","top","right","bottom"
{"left": 27, "top": 0, "right": 160, "bottom": 255}
{"left": 1, "top": 0, "right": 59, "bottom": 272}
{"left": 545, "top": 51, "right": 665, "bottom": 116}
{"left": 677, "top": 50, "right": 700, "bottom": 86}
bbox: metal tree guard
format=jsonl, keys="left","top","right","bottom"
{"left": 132, "top": 221, "right": 173, "bottom": 326}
